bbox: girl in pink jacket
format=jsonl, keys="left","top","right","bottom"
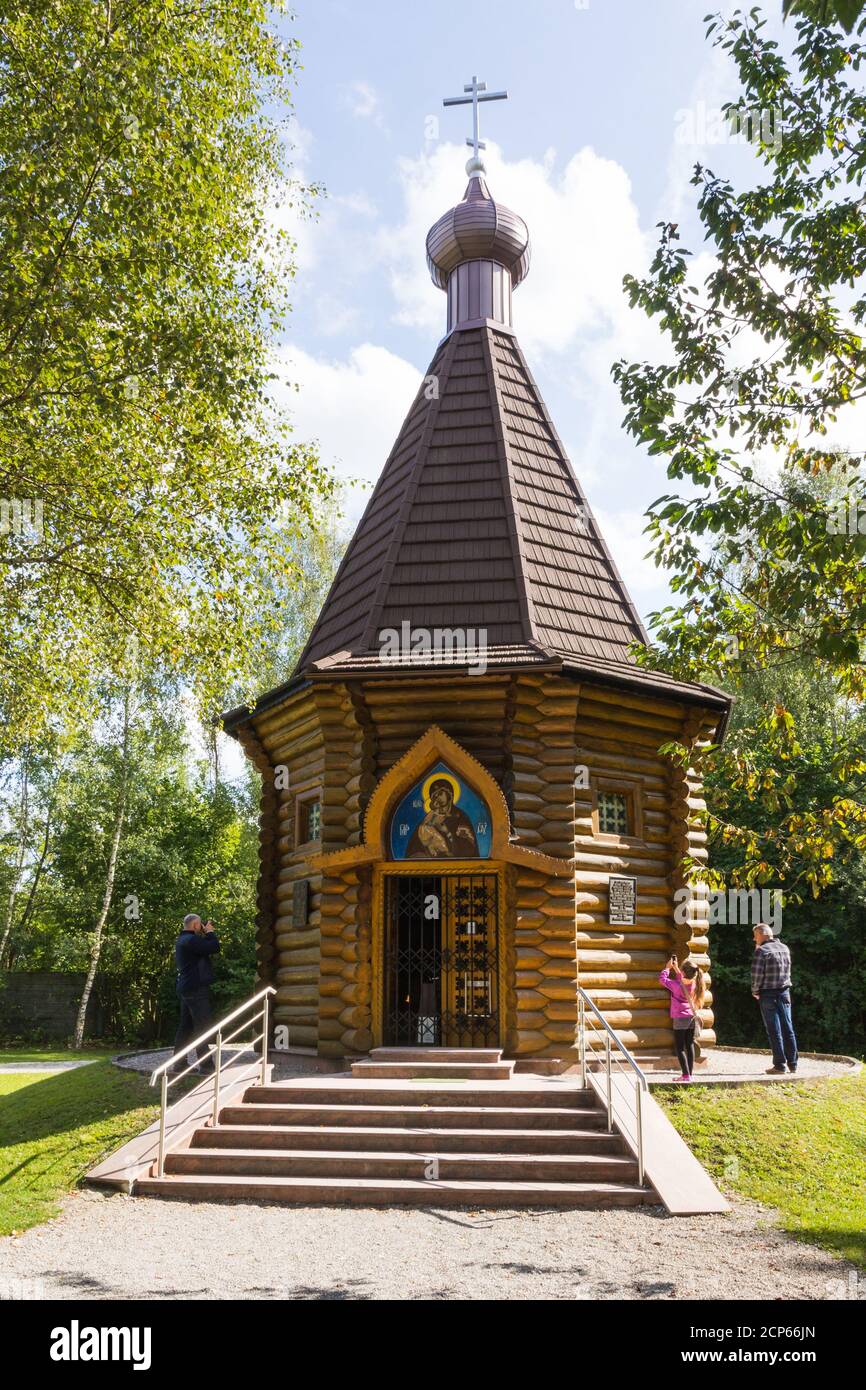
{"left": 659, "top": 955, "right": 705, "bottom": 1081}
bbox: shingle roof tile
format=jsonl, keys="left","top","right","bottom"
{"left": 290, "top": 324, "right": 728, "bottom": 718}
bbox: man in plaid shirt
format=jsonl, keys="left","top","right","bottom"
{"left": 751, "top": 923, "right": 798, "bottom": 1074}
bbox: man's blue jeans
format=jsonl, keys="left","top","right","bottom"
{"left": 758, "top": 988, "right": 798, "bottom": 1070}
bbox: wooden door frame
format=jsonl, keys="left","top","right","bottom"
{"left": 371, "top": 860, "right": 506, "bottom": 1049}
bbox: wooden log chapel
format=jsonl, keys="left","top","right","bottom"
{"left": 223, "top": 82, "right": 732, "bottom": 1068}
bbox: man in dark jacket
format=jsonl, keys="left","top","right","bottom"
{"left": 751, "top": 922, "right": 798, "bottom": 1075}
{"left": 171, "top": 913, "right": 220, "bottom": 1074}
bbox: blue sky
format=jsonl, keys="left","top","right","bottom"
{"left": 268, "top": 0, "right": 792, "bottom": 620}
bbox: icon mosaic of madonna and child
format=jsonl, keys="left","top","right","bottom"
{"left": 389, "top": 761, "right": 493, "bottom": 860}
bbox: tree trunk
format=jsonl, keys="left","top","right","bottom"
{"left": 74, "top": 692, "right": 131, "bottom": 1048}
{"left": 6, "top": 777, "right": 59, "bottom": 962}
{"left": 0, "top": 752, "right": 30, "bottom": 968}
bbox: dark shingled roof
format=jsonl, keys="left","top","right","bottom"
{"left": 297, "top": 323, "right": 652, "bottom": 669}
{"left": 292, "top": 321, "right": 728, "bottom": 720}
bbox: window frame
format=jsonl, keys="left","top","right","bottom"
{"left": 590, "top": 774, "right": 645, "bottom": 846}
{"left": 294, "top": 787, "right": 323, "bottom": 849}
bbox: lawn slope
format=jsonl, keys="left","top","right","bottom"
{"left": 657, "top": 1072, "right": 866, "bottom": 1267}
{"left": 0, "top": 1061, "right": 157, "bottom": 1236}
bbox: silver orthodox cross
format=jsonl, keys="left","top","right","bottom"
{"left": 443, "top": 75, "right": 508, "bottom": 160}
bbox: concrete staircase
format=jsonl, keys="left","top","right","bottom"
{"left": 135, "top": 1049, "right": 653, "bottom": 1207}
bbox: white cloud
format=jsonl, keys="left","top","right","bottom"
{"left": 273, "top": 342, "right": 422, "bottom": 519}
{"left": 311, "top": 292, "right": 361, "bottom": 339}
{"left": 336, "top": 191, "right": 378, "bottom": 218}
{"left": 380, "top": 140, "right": 655, "bottom": 361}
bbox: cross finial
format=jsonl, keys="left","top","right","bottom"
{"left": 443, "top": 75, "right": 508, "bottom": 174}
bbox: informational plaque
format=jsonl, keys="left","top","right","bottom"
{"left": 608, "top": 874, "right": 637, "bottom": 926}
{"left": 292, "top": 879, "right": 309, "bottom": 929}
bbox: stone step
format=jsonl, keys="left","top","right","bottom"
{"left": 242, "top": 1083, "right": 592, "bottom": 1110}
{"left": 219, "top": 1103, "right": 607, "bottom": 1131}
{"left": 166, "top": 1147, "right": 639, "bottom": 1184}
{"left": 369, "top": 1048, "right": 504, "bottom": 1063}
{"left": 350, "top": 1060, "right": 515, "bottom": 1080}
{"left": 136, "top": 1172, "right": 653, "bottom": 1208}
{"left": 193, "top": 1124, "right": 623, "bottom": 1154}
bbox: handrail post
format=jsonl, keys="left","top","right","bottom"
{"left": 605, "top": 1033, "right": 612, "bottom": 1132}
{"left": 635, "top": 1077, "right": 644, "bottom": 1186}
{"left": 212, "top": 1031, "right": 222, "bottom": 1127}
{"left": 579, "top": 995, "right": 586, "bottom": 1088}
{"left": 261, "top": 992, "right": 270, "bottom": 1085}
{"left": 158, "top": 1072, "right": 167, "bottom": 1178}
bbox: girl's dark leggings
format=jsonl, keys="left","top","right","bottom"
{"left": 674, "top": 1022, "right": 695, "bottom": 1075}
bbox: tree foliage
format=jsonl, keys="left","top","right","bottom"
{"left": 783, "top": 0, "right": 866, "bottom": 34}
{"left": 707, "top": 659, "right": 866, "bottom": 1051}
{"left": 0, "top": 0, "right": 330, "bottom": 750}
{"left": 0, "top": 515, "right": 346, "bottom": 1042}
{"left": 613, "top": 6, "right": 866, "bottom": 896}
{"left": 3, "top": 692, "right": 259, "bottom": 1042}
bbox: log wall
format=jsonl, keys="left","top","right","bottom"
{"left": 244, "top": 668, "right": 721, "bottom": 1058}
{"left": 666, "top": 709, "right": 718, "bottom": 1045}
{"left": 314, "top": 683, "right": 373, "bottom": 1057}
{"left": 247, "top": 688, "right": 324, "bottom": 1049}
{"left": 362, "top": 677, "right": 513, "bottom": 783}
{"left": 509, "top": 674, "right": 580, "bottom": 1055}
{"left": 571, "top": 684, "right": 715, "bottom": 1053}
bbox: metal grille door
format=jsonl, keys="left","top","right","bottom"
{"left": 383, "top": 874, "right": 499, "bottom": 1047}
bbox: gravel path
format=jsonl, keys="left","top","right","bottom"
{"left": 0, "top": 1061, "right": 98, "bottom": 1074}
{"left": 0, "top": 1189, "right": 857, "bottom": 1301}
{"left": 118, "top": 1046, "right": 861, "bottom": 1085}
{"left": 651, "top": 1047, "right": 860, "bottom": 1085}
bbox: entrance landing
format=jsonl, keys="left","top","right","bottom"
{"left": 351, "top": 1047, "right": 515, "bottom": 1080}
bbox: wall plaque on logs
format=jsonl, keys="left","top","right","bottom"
{"left": 608, "top": 874, "right": 637, "bottom": 926}
{"left": 292, "top": 879, "right": 310, "bottom": 928}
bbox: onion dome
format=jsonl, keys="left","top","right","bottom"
{"left": 426, "top": 158, "right": 530, "bottom": 291}
{"left": 425, "top": 157, "right": 530, "bottom": 334}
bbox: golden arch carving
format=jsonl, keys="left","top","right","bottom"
{"left": 309, "top": 724, "right": 571, "bottom": 876}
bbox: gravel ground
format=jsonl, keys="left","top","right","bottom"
{"left": 651, "top": 1047, "right": 860, "bottom": 1085}
{"left": 118, "top": 1046, "right": 860, "bottom": 1085}
{"left": 114, "top": 1049, "right": 343, "bottom": 1084}
{"left": 0, "top": 1061, "right": 98, "bottom": 1074}
{"left": 114, "top": 1047, "right": 252, "bottom": 1073}
{"left": 0, "top": 1189, "right": 858, "bottom": 1301}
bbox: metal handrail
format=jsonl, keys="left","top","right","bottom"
{"left": 577, "top": 985, "right": 647, "bottom": 1185}
{"left": 149, "top": 985, "right": 276, "bottom": 1178}
{"left": 577, "top": 986, "right": 648, "bottom": 1087}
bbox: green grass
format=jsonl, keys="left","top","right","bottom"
{"left": 0, "top": 1073, "right": 53, "bottom": 1097}
{"left": 656, "top": 1072, "right": 866, "bottom": 1268}
{"left": 0, "top": 1060, "right": 157, "bottom": 1236}
{"left": 0, "top": 1047, "right": 116, "bottom": 1063}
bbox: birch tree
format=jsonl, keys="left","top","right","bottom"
{"left": 73, "top": 687, "right": 132, "bottom": 1047}
{"left": 0, "top": 752, "right": 30, "bottom": 966}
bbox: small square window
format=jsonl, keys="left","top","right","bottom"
{"left": 597, "top": 791, "right": 630, "bottom": 837}
{"left": 298, "top": 797, "right": 321, "bottom": 844}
